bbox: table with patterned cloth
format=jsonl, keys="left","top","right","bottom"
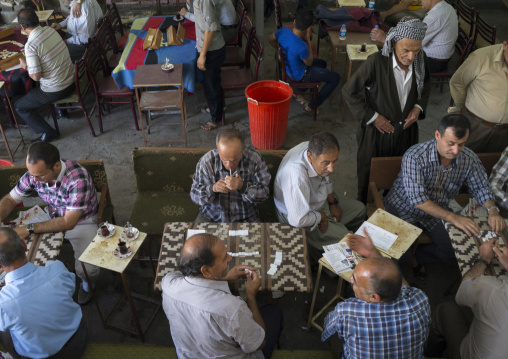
{"left": 112, "top": 16, "right": 200, "bottom": 93}
{"left": 0, "top": 28, "right": 33, "bottom": 98}
{"left": 445, "top": 217, "right": 508, "bottom": 276}
{"left": 155, "top": 222, "right": 311, "bottom": 293}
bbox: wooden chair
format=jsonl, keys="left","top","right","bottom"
{"left": 106, "top": 2, "right": 129, "bottom": 50}
{"left": 456, "top": 0, "right": 476, "bottom": 38}
{"left": 226, "top": 5, "right": 245, "bottom": 47}
{"left": 277, "top": 47, "right": 319, "bottom": 121}
{"left": 472, "top": 12, "right": 497, "bottom": 49}
{"left": 222, "top": 14, "right": 253, "bottom": 68}
{"left": 95, "top": 17, "right": 122, "bottom": 71}
{"left": 220, "top": 33, "right": 263, "bottom": 124}
{"left": 50, "top": 56, "right": 100, "bottom": 138}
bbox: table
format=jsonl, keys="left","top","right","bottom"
{"left": 12, "top": 10, "right": 55, "bottom": 27}
{"left": 338, "top": 0, "right": 366, "bottom": 7}
{"left": 78, "top": 225, "right": 159, "bottom": 341}
{"left": 0, "top": 230, "right": 64, "bottom": 283}
{"left": 111, "top": 16, "right": 199, "bottom": 94}
{"left": 446, "top": 217, "right": 508, "bottom": 277}
{"left": 132, "top": 63, "right": 187, "bottom": 147}
{"left": 154, "top": 222, "right": 311, "bottom": 293}
{"left": 307, "top": 209, "right": 422, "bottom": 332}
{"left": 0, "top": 82, "right": 23, "bottom": 161}
{"left": 328, "top": 31, "right": 382, "bottom": 72}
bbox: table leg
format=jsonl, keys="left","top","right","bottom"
{"left": 134, "top": 87, "right": 147, "bottom": 146}
{"left": 179, "top": 87, "right": 187, "bottom": 147}
{"left": 331, "top": 44, "right": 337, "bottom": 73}
{"left": 120, "top": 272, "right": 144, "bottom": 341}
{"left": 307, "top": 263, "right": 323, "bottom": 332}
{"left": 80, "top": 262, "right": 105, "bottom": 325}
{"left": 340, "top": 58, "right": 352, "bottom": 122}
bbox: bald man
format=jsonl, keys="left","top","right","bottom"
{"left": 161, "top": 234, "right": 283, "bottom": 359}
{"left": 322, "top": 231, "right": 431, "bottom": 358}
{"left": 190, "top": 129, "right": 271, "bottom": 222}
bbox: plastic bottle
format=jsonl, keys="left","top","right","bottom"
{"left": 368, "top": 0, "right": 375, "bottom": 10}
{"left": 339, "top": 24, "right": 347, "bottom": 41}
{"left": 371, "top": 25, "right": 379, "bottom": 41}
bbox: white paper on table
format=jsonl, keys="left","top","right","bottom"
{"left": 267, "top": 263, "right": 278, "bottom": 275}
{"left": 6, "top": 64, "right": 22, "bottom": 71}
{"left": 227, "top": 251, "right": 259, "bottom": 257}
{"left": 17, "top": 205, "right": 51, "bottom": 225}
{"left": 187, "top": 229, "right": 206, "bottom": 239}
{"left": 459, "top": 197, "right": 488, "bottom": 218}
{"left": 323, "top": 250, "right": 351, "bottom": 274}
{"left": 355, "top": 221, "right": 397, "bottom": 251}
{"left": 229, "top": 230, "right": 248, "bottom": 236}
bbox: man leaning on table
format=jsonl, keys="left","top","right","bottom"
{"left": 384, "top": 114, "right": 506, "bottom": 279}
{"left": 490, "top": 145, "right": 508, "bottom": 213}
{"left": 273, "top": 132, "right": 366, "bottom": 257}
{"left": 0, "top": 227, "right": 87, "bottom": 359}
{"left": 322, "top": 231, "right": 431, "bottom": 358}
{"left": 162, "top": 233, "right": 283, "bottom": 359}
{"left": 190, "top": 129, "right": 271, "bottom": 223}
{"left": 426, "top": 237, "right": 508, "bottom": 359}
{"left": 0, "top": 142, "right": 100, "bottom": 305}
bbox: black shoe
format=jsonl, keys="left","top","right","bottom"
{"left": 31, "top": 132, "right": 59, "bottom": 143}
{"left": 55, "top": 109, "right": 68, "bottom": 120}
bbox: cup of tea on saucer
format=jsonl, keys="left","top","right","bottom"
{"left": 118, "top": 239, "right": 128, "bottom": 255}
{"left": 100, "top": 222, "right": 110, "bottom": 236}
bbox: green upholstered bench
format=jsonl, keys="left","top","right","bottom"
{"left": 130, "top": 147, "right": 288, "bottom": 236}
{"left": 0, "top": 160, "right": 115, "bottom": 224}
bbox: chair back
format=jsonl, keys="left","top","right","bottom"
{"left": 231, "top": 10, "right": 246, "bottom": 47}
{"left": 239, "top": 15, "right": 254, "bottom": 49}
{"left": 234, "top": 0, "right": 245, "bottom": 14}
{"left": 277, "top": 47, "right": 288, "bottom": 82}
{"left": 72, "top": 58, "right": 91, "bottom": 105}
{"left": 106, "top": 2, "right": 124, "bottom": 36}
{"left": 245, "top": 33, "right": 263, "bottom": 81}
{"left": 444, "top": 0, "right": 456, "bottom": 8}
{"left": 456, "top": 0, "right": 475, "bottom": 38}
{"left": 455, "top": 24, "right": 472, "bottom": 69}
{"left": 274, "top": 0, "right": 282, "bottom": 29}
{"left": 473, "top": 12, "right": 497, "bottom": 48}
{"left": 83, "top": 38, "right": 108, "bottom": 94}
{"left": 95, "top": 17, "right": 119, "bottom": 62}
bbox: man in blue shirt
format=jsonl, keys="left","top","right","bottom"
{"left": 268, "top": 10, "right": 340, "bottom": 115}
{"left": 0, "top": 227, "right": 86, "bottom": 359}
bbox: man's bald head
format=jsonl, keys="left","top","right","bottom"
{"left": 179, "top": 234, "right": 220, "bottom": 277}
{"left": 354, "top": 257, "right": 402, "bottom": 302}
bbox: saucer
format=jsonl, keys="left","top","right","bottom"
{"left": 161, "top": 63, "right": 174, "bottom": 72}
{"left": 97, "top": 224, "right": 116, "bottom": 239}
{"left": 113, "top": 245, "right": 132, "bottom": 259}
{"left": 121, "top": 227, "right": 140, "bottom": 241}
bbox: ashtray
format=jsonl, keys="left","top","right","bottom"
{"left": 357, "top": 47, "right": 371, "bottom": 54}
{"left": 97, "top": 223, "right": 116, "bottom": 238}
{"left": 113, "top": 245, "right": 132, "bottom": 259}
{"left": 121, "top": 227, "right": 140, "bottom": 241}
{"left": 174, "top": 15, "right": 184, "bottom": 21}
{"left": 161, "top": 63, "right": 174, "bottom": 72}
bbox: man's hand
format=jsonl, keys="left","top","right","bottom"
{"left": 493, "top": 241, "right": 508, "bottom": 271}
{"left": 488, "top": 210, "right": 506, "bottom": 234}
{"left": 380, "top": 11, "right": 387, "bottom": 21}
{"left": 318, "top": 211, "right": 328, "bottom": 233}
{"left": 212, "top": 179, "right": 229, "bottom": 193}
{"left": 449, "top": 214, "right": 481, "bottom": 237}
{"left": 14, "top": 226, "right": 30, "bottom": 240}
{"left": 19, "top": 57, "right": 27, "bottom": 70}
{"left": 72, "top": 1, "right": 82, "bottom": 18}
{"left": 478, "top": 238, "right": 496, "bottom": 264}
{"left": 179, "top": 7, "right": 188, "bottom": 15}
{"left": 197, "top": 53, "right": 206, "bottom": 71}
{"left": 403, "top": 107, "right": 421, "bottom": 130}
{"left": 373, "top": 114, "right": 395, "bottom": 134}
{"left": 225, "top": 174, "right": 243, "bottom": 192}
{"left": 370, "top": 27, "right": 386, "bottom": 42}
{"left": 347, "top": 229, "right": 381, "bottom": 258}
{"left": 224, "top": 265, "right": 257, "bottom": 281}
{"left": 245, "top": 269, "right": 261, "bottom": 298}
{"left": 51, "top": 22, "right": 62, "bottom": 31}
{"left": 329, "top": 204, "right": 342, "bottom": 222}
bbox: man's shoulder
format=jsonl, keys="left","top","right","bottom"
{"left": 62, "top": 160, "right": 93, "bottom": 182}
{"left": 244, "top": 147, "right": 266, "bottom": 163}
{"left": 404, "top": 140, "right": 434, "bottom": 160}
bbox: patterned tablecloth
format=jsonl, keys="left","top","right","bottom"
{"left": 445, "top": 217, "right": 507, "bottom": 276}
{"left": 155, "top": 222, "right": 311, "bottom": 293}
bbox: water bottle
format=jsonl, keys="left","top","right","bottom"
{"left": 339, "top": 24, "right": 346, "bottom": 41}
{"left": 368, "top": 0, "right": 375, "bottom": 10}
{"left": 371, "top": 25, "right": 379, "bottom": 41}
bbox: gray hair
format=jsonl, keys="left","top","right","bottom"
{"left": 0, "top": 228, "right": 26, "bottom": 267}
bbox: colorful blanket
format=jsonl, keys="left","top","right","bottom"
{"left": 112, "top": 16, "right": 199, "bottom": 93}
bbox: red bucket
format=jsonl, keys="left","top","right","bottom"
{"left": 0, "top": 159, "right": 14, "bottom": 167}
{"left": 245, "top": 80, "right": 293, "bottom": 150}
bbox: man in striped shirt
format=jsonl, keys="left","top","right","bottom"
{"left": 381, "top": 0, "right": 427, "bottom": 26}
{"left": 15, "top": 8, "right": 75, "bottom": 143}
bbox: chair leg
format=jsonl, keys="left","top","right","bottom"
{"left": 81, "top": 104, "right": 97, "bottom": 137}
{"left": 50, "top": 105, "right": 60, "bottom": 135}
{"left": 313, "top": 87, "right": 318, "bottom": 121}
{"left": 130, "top": 97, "right": 139, "bottom": 131}
{"left": 97, "top": 98, "right": 104, "bottom": 134}
{"left": 2, "top": 97, "right": 15, "bottom": 127}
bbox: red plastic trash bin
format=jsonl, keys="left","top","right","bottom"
{"left": 245, "top": 80, "right": 293, "bottom": 150}
{"left": 0, "top": 159, "right": 14, "bottom": 167}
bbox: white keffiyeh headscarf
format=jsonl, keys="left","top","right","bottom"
{"left": 382, "top": 17, "right": 427, "bottom": 99}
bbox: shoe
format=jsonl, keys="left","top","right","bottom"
{"left": 55, "top": 109, "right": 69, "bottom": 120}
{"left": 272, "top": 291, "right": 285, "bottom": 299}
{"left": 78, "top": 284, "right": 93, "bottom": 305}
{"left": 31, "top": 132, "right": 59, "bottom": 143}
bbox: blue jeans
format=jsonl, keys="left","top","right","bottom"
{"left": 299, "top": 58, "right": 340, "bottom": 110}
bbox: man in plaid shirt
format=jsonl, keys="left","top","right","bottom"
{"left": 0, "top": 142, "right": 99, "bottom": 305}
{"left": 489, "top": 146, "right": 508, "bottom": 212}
{"left": 190, "top": 129, "right": 271, "bottom": 222}
{"left": 322, "top": 231, "right": 431, "bottom": 358}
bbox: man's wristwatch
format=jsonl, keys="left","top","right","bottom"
{"left": 328, "top": 198, "right": 339, "bottom": 206}
{"left": 26, "top": 223, "right": 34, "bottom": 235}
{"left": 487, "top": 206, "right": 500, "bottom": 214}
{"left": 474, "top": 258, "right": 489, "bottom": 266}
{"left": 76, "top": 0, "right": 82, "bottom": 3}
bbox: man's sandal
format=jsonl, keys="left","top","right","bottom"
{"left": 201, "top": 121, "right": 218, "bottom": 131}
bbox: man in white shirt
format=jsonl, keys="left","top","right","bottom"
{"left": 372, "top": 0, "right": 458, "bottom": 72}
{"left": 51, "top": 0, "right": 103, "bottom": 62}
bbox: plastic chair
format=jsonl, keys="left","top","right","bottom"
{"left": 222, "top": 14, "right": 254, "bottom": 67}
{"left": 220, "top": 32, "right": 263, "bottom": 124}
{"left": 277, "top": 47, "right": 319, "bottom": 121}
{"left": 472, "top": 12, "right": 497, "bottom": 48}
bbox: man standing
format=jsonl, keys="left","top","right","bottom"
{"left": 450, "top": 41, "right": 508, "bottom": 153}
{"left": 268, "top": 10, "right": 340, "bottom": 115}
{"left": 427, "top": 238, "right": 508, "bottom": 359}
{"left": 190, "top": 129, "right": 271, "bottom": 222}
{"left": 51, "top": 0, "right": 103, "bottom": 62}
{"left": 274, "top": 132, "right": 366, "bottom": 254}
{"left": 384, "top": 114, "right": 505, "bottom": 274}
{"left": 194, "top": 0, "right": 226, "bottom": 130}
{"left": 371, "top": 0, "right": 458, "bottom": 72}
{"left": 322, "top": 231, "right": 431, "bottom": 358}
{"left": 15, "top": 8, "right": 75, "bottom": 143}
{"left": 162, "top": 233, "right": 282, "bottom": 358}
{"left": 343, "top": 17, "right": 430, "bottom": 203}
{"left": 381, "top": 0, "right": 427, "bottom": 26}
{"left": 0, "top": 228, "right": 87, "bottom": 359}
{"left": 0, "top": 142, "right": 100, "bottom": 305}
{"left": 490, "top": 146, "right": 508, "bottom": 211}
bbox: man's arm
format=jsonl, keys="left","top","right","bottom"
{"left": 450, "top": 53, "right": 479, "bottom": 110}
{"left": 489, "top": 148, "right": 508, "bottom": 209}
{"left": 190, "top": 160, "right": 225, "bottom": 206}
{"left": 268, "top": 33, "right": 279, "bottom": 49}
{"left": 380, "top": 0, "right": 414, "bottom": 20}
{"left": 14, "top": 210, "right": 82, "bottom": 240}
{"left": 19, "top": 57, "right": 41, "bottom": 81}
{"left": 0, "top": 194, "right": 18, "bottom": 221}
{"left": 239, "top": 157, "right": 271, "bottom": 204}
{"left": 197, "top": 30, "right": 215, "bottom": 71}
{"left": 416, "top": 200, "right": 481, "bottom": 236}
{"left": 414, "top": 55, "right": 431, "bottom": 118}
{"left": 245, "top": 271, "right": 266, "bottom": 350}
{"left": 302, "top": 27, "right": 313, "bottom": 66}
{"left": 462, "top": 238, "right": 496, "bottom": 282}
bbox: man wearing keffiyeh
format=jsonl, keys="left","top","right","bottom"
{"left": 343, "top": 17, "right": 431, "bottom": 203}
